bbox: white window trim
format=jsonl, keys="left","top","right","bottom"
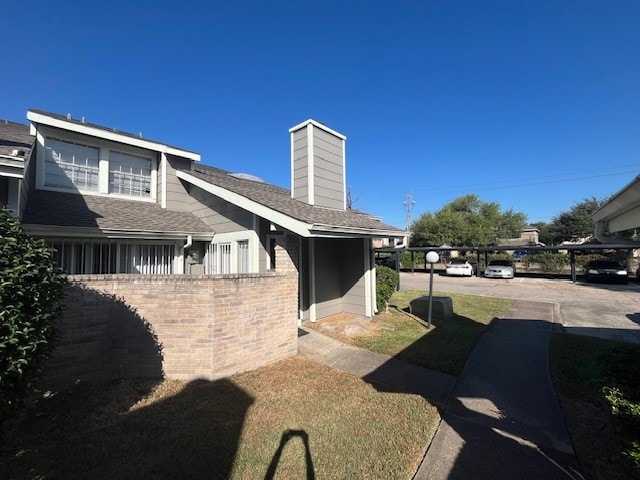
{"left": 35, "top": 126, "right": 157, "bottom": 202}
{"left": 210, "top": 230, "right": 259, "bottom": 274}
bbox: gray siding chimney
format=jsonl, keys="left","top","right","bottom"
{"left": 289, "top": 119, "right": 346, "bottom": 210}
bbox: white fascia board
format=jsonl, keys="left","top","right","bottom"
{"left": 310, "top": 224, "right": 408, "bottom": 238}
{"left": 592, "top": 174, "right": 640, "bottom": 222}
{"left": 176, "top": 170, "right": 312, "bottom": 238}
{"left": 27, "top": 110, "right": 200, "bottom": 161}
{"left": 288, "top": 119, "right": 347, "bottom": 140}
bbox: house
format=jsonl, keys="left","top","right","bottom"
{"left": 498, "top": 225, "right": 544, "bottom": 248}
{"left": 0, "top": 109, "right": 405, "bottom": 385}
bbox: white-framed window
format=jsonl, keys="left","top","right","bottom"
{"left": 39, "top": 133, "right": 156, "bottom": 201}
{"left": 44, "top": 138, "right": 100, "bottom": 191}
{"left": 109, "top": 151, "right": 152, "bottom": 198}
{"left": 206, "top": 232, "right": 257, "bottom": 274}
{"left": 237, "top": 240, "right": 249, "bottom": 273}
{"left": 47, "top": 239, "right": 178, "bottom": 275}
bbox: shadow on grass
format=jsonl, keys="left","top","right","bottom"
{"left": 1, "top": 378, "right": 254, "bottom": 480}
{"left": 265, "top": 429, "right": 315, "bottom": 480}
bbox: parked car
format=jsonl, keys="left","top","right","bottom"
{"left": 484, "top": 259, "right": 515, "bottom": 279}
{"left": 512, "top": 250, "right": 529, "bottom": 261}
{"left": 375, "top": 256, "right": 397, "bottom": 269}
{"left": 584, "top": 260, "right": 628, "bottom": 284}
{"left": 445, "top": 259, "right": 474, "bottom": 276}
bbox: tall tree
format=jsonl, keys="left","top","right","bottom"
{"left": 547, "top": 197, "right": 605, "bottom": 244}
{"left": 410, "top": 194, "right": 526, "bottom": 247}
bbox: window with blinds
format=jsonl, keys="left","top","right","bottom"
{"left": 109, "top": 151, "right": 152, "bottom": 197}
{"left": 47, "top": 239, "right": 178, "bottom": 275}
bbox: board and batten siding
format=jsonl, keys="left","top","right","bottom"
{"left": 340, "top": 239, "right": 368, "bottom": 317}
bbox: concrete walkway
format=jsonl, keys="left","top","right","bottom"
{"left": 297, "top": 326, "right": 456, "bottom": 408}
{"left": 298, "top": 299, "right": 585, "bottom": 479}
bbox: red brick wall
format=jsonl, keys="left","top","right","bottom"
{"left": 44, "top": 241, "right": 299, "bottom": 389}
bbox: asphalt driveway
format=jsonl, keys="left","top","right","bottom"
{"left": 399, "top": 271, "right": 640, "bottom": 344}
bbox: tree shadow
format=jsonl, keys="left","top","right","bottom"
{"left": 363, "top": 305, "right": 586, "bottom": 479}
{"left": 1, "top": 378, "right": 254, "bottom": 480}
{"left": 41, "top": 282, "right": 164, "bottom": 390}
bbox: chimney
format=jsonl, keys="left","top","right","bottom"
{"left": 289, "top": 119, "right": 347, "bottom": 210}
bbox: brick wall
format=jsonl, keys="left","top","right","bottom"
{"left": 44, "top": 241, "right": 299, "bottom": 389}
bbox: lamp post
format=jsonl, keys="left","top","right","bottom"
{"left": 425, "top": 251, "right": 440, "bottom": 328}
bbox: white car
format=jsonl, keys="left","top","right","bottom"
{"left": 484, "top": 259, "right": 515, "bottom": 279}
{"left": 446, "top": 259, "right": 474, "bottom": 276}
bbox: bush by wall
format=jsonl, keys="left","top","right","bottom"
{"left": 0, "top": 207, "right": 64, "bottom": 423}
{"left": 522, "top": 253, "right": 570, "bottom": 273}
{"left": 376, "top": 265, "right": 398, "bottom": 312}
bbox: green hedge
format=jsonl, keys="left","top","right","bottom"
{"left": 0, "top": 207, "right": 64, "bottom": 423}
{"left": 376, "top": 266, "right": 398, "bottom": 312}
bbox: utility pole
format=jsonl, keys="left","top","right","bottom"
{"left": 404, "top": 191, "right": 415, "bottom": 231}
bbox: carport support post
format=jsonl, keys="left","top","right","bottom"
{"left": 411, "top": 251, "right": 415, "bottom": 274}
{"left": 476, "top": 250, "right": 481, "bottom": 277}
{"left": 570, "top": 250, "right": 576, "bottom": 283}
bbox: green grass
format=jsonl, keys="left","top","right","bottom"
{"left": 550, "top": 334, "right": 640, "bottom": 480}
{"left": 358, "top": 290, "right": 513, "bottom": 377}
{"left": 0, "top": 357, "right": 439, "bottom": 480}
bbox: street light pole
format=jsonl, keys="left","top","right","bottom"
{"left": 425, "top": 251, "right": 440, "bottom": 328}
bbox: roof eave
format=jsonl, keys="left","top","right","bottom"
{"left": 27, "top": 110, "right": 201, "bottom": 161}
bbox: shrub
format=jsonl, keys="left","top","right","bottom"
{"left": 0, "top": 207, "right": 64, "bottom": 423}
{"left": 376, "top": 266, "right": 398, "bottom": 312}
{"left": 522, "top": 253, "right": 569, "bottom": 273}
{"left": 400, "top": 251, "right": 424, "bottom": 269}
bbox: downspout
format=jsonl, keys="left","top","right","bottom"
{"left": 182, "top": 235, "right": 193, "bottom": 275}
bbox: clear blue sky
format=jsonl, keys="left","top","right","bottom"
{"left": 4, "top": 1, "right": 640, "bottom": 229}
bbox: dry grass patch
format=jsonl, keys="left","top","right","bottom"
{"left": 306, "top": 290, "right": 513, "bottom": 377}
{"left": 1, "top": 357, "right": 439, "bottom": 480}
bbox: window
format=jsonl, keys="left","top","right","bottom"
{"left": 237, "top": 240, "right": 249, "bottom": 273}
{"left": 41, "top": 136, "right": 155, "bottom": 200}
{"left": 47, "top": 239, "right": 178, "bottom": 275}
{"left": 109, "top": 151, "right": 152, "bottom": 197}
{"left": 44, "top": 138, "right": 100, "bottom": 191}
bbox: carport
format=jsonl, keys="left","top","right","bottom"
{"left": 375, "top": 243, "right": 638, "bottom": 288}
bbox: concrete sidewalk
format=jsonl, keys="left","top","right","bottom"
{"left": 297, "top": 327, "right": 456, "bottom": 408}
{"left": 416, "top": 300, "right": 583, "bottom": 479}
{"left": 298, "top": 299, "right": 584, "bottom": 479}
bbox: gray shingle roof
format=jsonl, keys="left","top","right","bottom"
{"left": 0, "top": 121, "right": 34, "bottom": 158}
{"left": 23, "top": 189, "right": 212, "bottom": 235}
{"left": 189, "top": 164, "right": 403, "bottom": 234}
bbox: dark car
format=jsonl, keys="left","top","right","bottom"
{"left": 584, "top": 260, "right": 628, "bottom": 284}
{"left": 375, "top": 256, "right": 397, "bottom": 269}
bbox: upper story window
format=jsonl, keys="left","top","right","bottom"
{"left": 40, "top": 135, "right": 156, "bottom": 201}
{"left": 44, "top": 138, "right": 100, "bottom": 191}
{"left": 109, "top": 151, "right": 152, "bottom": 197}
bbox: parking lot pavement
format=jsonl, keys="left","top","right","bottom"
{"left": 399, "top": 272, "right": 640, "bottom": 344}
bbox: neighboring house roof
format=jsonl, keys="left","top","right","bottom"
{"left": 179, "top": 164, "right": 406, "bottom": 238}
{"left": 22, "top": 189, "right": 213, "bottom": 238}
{"left": 27, "top": 109, "right": 200, "bottom": 161}
{"left": 0, "top": 121, "right": 34, "bottom": 157}
{"left": 0, "top": 121, "right": 34, "bottom": 178}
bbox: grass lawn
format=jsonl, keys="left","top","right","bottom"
{"left": 550, "top": 334, "right": 640, "bottom": 480}
{"left": 307, "top": 290, "right": 513, "bottom": 377}
{"left": 0, "top": 356, "right": 439, "bottom": 480}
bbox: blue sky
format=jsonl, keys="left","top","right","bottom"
{"left": 4, "top": 1, "right": 640, "bottom": 229}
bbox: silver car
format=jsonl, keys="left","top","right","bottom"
{"left": 484, "top": 259, "right": 515, "bottom": 279}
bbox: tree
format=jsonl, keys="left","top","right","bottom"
{"left": 0, "top": 207, "right": 64, "bottom": 422}
{"left": 531, "top": 221, "right": 553, "bottom": 246}
{"left": 547, "top": 197, "right": 605, "bottom": 244}
{"left": 410, "top": 194, "right": 526, "bottom": 247}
